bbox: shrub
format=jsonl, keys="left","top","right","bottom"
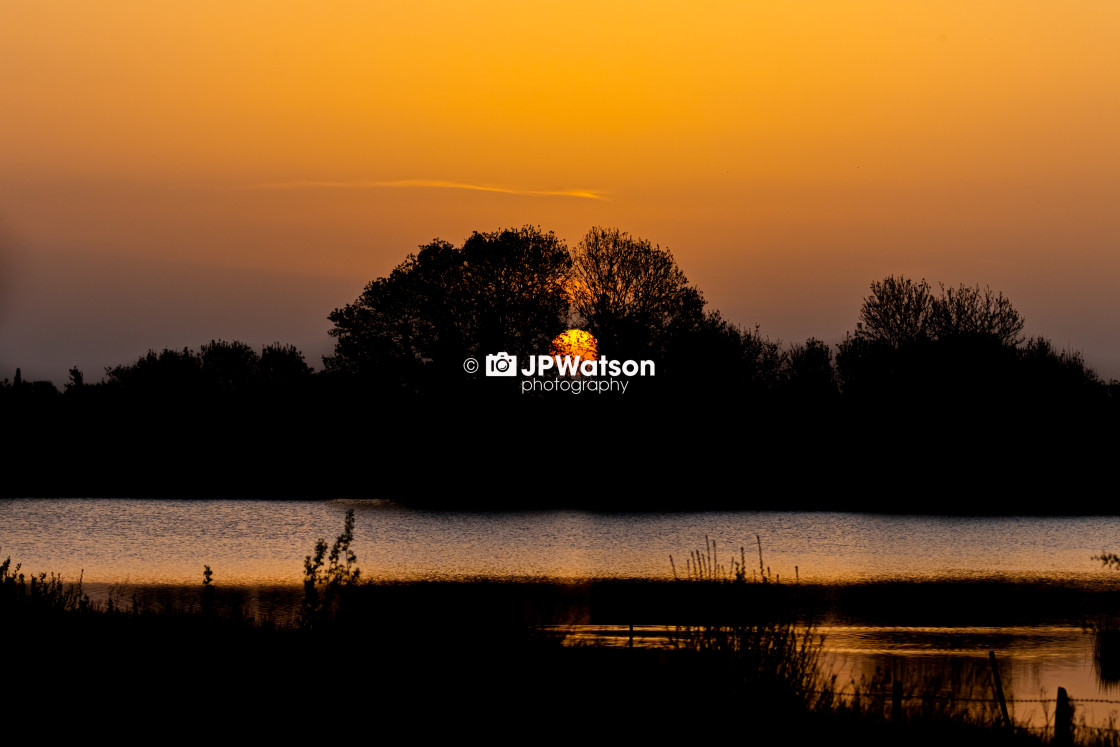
{"left": 300, "top": 509, "right": 361, "bottom": 629}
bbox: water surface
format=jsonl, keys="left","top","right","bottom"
{"left": 3, "top": 498, "right": 1120, "bottom": 584}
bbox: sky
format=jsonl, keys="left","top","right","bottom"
{"left": 2, "top": 1, "right": 1118, "bottom": 383}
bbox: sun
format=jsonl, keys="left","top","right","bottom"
{"left": 549, "top": 329, "right": 598, "bottom": 362}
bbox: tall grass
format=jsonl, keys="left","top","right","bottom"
{"left": 668, "top": 537, "right": 823, "bottom": 714}
{"left": 671, "top": 534, "right": 797, "bottom": 583}
{"left": 0, "top": 554, "right": 94, "bottom": 615}
{"left": 674, "top": 614, "right": 825, "bottom": 706}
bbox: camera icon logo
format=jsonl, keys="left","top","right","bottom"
{"left": 485, "top": 352, "right": 518, "bottom": 377}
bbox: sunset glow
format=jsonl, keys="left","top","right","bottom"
{"left": 2, "top": 2, "right": 1118, "bottom": 381}
{"left": 6, "top": 6, "right": 1120, "bottom": 736}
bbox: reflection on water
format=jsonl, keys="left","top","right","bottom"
{"left": 557, "top": 623, "right": 1120, "bottom": 730}
{"left": 4, "top": 498, "right": 1120, "bottom": 585}
{"left": 822, "top": 625, "right": 1120, "bottom": 730}
{"left": 1097, "top": 625, "right": 1120, "bottom": 688}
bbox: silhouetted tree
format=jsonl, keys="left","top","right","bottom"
{"left": 839, "top": 275, "right": 1030, "bottom": 398}
{"left": 726, "top": 321, "right": 783, "bottom": 389}
{"left": 663, "top": 314, "right": 783, "bottom": 401}
{"left": 325, "top": 226, "right": 571, "bottom": 386}
{"left": 930, "top": 283, "right": 1025, "bottom": 345}
{"left": 834, "top": 332, "right": 892, "bottom": 397}
{"left": 64, "top": 367, "right": 84, "bottom": 393}
{"left": 782, "top": 338, "right": 837, "bottom": 397}
{"left": 1, "top": 376, "right": 58, "bottom": 400}
{"left": 853, "top": 275, "right": 1026, "bottom": 349}
{"left": 852, "top": 275, "right": 935, "bottom": 347}
{"left": 103, "top": 341, "right": 312, "bottom": 397}
{"left": 105, "top": 347, "right": 203, "bottom": 393}
{"left": 570, "top": 226, "right": 705, "bottom": 360}
{"left": 1017, "top": 336, "right": 1102, "bottom": 395}
{"left": 259, "top": 343, "right": 314, "bottom": 386}
{"left": 201, "top": 339, "right": 260, "bottom": 393}
{"left": 459, "top": 227, "right": 573, "bottom": 355}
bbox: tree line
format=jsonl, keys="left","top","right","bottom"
{"left": 3, "top": 225, "right": 1116, "bottom": 508}
{"left": 7, "top": 225, "right": 1109, "bottom": 401}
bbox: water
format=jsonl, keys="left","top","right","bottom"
{"left": 4, "top": 497, "right": 1120, "bottom": 729}
{"left": 823, "top": 625, "right": 1120, "bottom": 731}
{"left": 555, "top": 624, "right": 1119, "bottom": 730}
{"left": 3, "top": 497, "right": 1120, "bottom": 585}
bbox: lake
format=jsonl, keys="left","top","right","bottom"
{"left": 4, "top": 497, "right": 1120, "bottom": 584}
{"left": 4, "top": 497, "right": 1120, "bottom": 730}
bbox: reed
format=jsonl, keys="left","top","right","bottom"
{"left": 668, "top": 536, "right": 821, "bottom": 718}
{"left": 671, "top": 535, "right": 780, "bottom": 583}
{"left": 0, "top": 553, "right": 94, "bottom": 615}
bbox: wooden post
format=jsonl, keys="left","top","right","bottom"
{"left": 892, "top": 679, "right": 903, "bottom": 722}
{"left": 1055, "top": 686, "right": 1073, "bottom": 746}
{"left": 989, "top": 651, "right": 1011, "bottom": 729}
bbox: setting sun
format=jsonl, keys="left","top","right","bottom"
{"left": 549, "top": 329, "right": 599, "bottom": 365}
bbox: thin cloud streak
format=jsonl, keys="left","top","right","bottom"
{"left": 220, "top": 179, "right": 608, "bottom": 201}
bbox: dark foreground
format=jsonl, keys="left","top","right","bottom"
{"left": 8, "top": 574, "right": 1120, "bottom": 744}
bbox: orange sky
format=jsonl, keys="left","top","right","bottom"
{"left": 2, "top": 1, "right": 1118, "bottom": 380}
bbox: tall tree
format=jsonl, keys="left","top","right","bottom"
{"left": 200, "top": 339, "right": 260, "bottom": 393}
{"left": 853, "top": 275, "right": 1025, "bottom": 347}
{"left": 569, "top": 226, "right": 705, "bottom": 360}
{"left": 839, "top": 275, "right": 1030, "bottom": 398}
{"left": 853, "top": 275, "right": 934, "bottom": 348}
{"left": 929, "top": 283, "right": 1025, "bottom": 345}
{"left": 325, "top": 226, "right": 572, "bottom": 385}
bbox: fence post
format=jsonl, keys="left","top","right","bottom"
{"left": 1055, "top": 686, "right": 1073, "bottom": 746}
{"left": 989, "top": 650, "right": 1011, "bottom": 729}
